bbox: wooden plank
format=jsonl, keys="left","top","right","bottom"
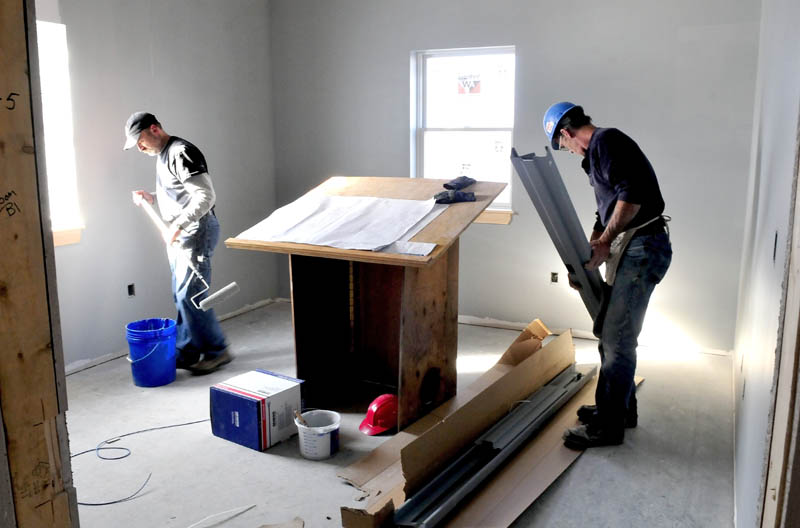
{"left": 52, "top": 228, "right": 81, "bottom": 247}
{"left": 227, "top": 238, "right": 437, "bottom": 268}
{"left": 397, "top": 241, "right": 459, "bottom": 429}
{"left": 26, "top": 4, "right": 78, "bottom": 520}
{"left": 225, "top": 177, "right": 505, "bottom": 267}
{"left": 762, "top": 129, "right": 800, "bottom": 528}
{"left": 24, "top": 10, "right": 77, "bottom": 523}
{"left": 475, "top": 209, "right": 513, "bottom": 225}
{"left": 782, "top": 380, "right": 800, "bottom": 526}
{"left": 1, "top": 0, "right": 75, "bottom": 526}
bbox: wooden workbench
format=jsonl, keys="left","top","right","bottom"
{"left": 226, "top": 176, "right": 506, "bottom": 428}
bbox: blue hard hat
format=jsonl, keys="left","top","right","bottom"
{"left": 543, "top": 101, "right": 577, "bottom": 149}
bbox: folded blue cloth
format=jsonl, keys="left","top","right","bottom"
{"left": 443, "top": 176, "right": 476, "bottom": 190}
{"left": 434, "top": 190, "right": 476, "bottom": 204}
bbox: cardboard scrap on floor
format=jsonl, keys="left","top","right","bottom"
{"left": 337, "top": 318, "right": 642, "bottom": 527}
{"left": 338, "top": 319, "right": 555, "bottom": 526}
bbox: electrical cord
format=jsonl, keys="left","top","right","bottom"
{"left": 70, "top": 418, "right": 210, "bottom": 506}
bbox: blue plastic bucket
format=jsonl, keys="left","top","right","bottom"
{"left": 125, "top": 318, "right": 177, "bottom": 387}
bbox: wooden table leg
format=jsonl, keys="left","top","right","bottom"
{"left": 290, "top": 239, "right": 459, "bottom": 429}
{"left": 398, "top": 239, "right": 459, "bottom": 429}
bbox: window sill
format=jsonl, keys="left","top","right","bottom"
{"left": 475, "top": 209, "right": 513, "bottom": 225}
{"left": 53, "top": 228, "right": 82, "bottom": 247}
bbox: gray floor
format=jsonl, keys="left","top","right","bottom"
{"left": 65, "top": 302, "right": 733, "bottom": 527}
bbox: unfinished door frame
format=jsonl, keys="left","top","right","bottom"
{"left": 1, "top": 0, "right": 79, "bottom": 525}
{"left": 761, "top": 105, "right": 800, "bottom": 528}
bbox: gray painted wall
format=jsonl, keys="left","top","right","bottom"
{"left": 34, "top": 0, "right": 59, "bottom": 22}
{"left": 55, "top": 0, "right": 278, "bottom": 369}
{"left": 269, "top": 0, "right": 760, "bottom": 351}
{"left": 39, "top": 0, "right": 796, "bottom": 523}
{"left": 734, "top": 0, "right": 800, "bottom": 525}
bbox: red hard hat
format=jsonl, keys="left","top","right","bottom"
{"left": 359, "top": 394, "right": 398, "bottom": 435}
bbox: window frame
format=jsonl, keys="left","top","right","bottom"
{"left": 412, "top": 45, "right": 516, "bottom": 218}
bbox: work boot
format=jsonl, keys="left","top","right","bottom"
{"left": 576, "top": 402, "right": 638, "bottom": 428}
{"left": 189, "top": 349, "right": 233, "bottom": 375}
{"left": 563, "top": 423, "right": 624, "bottom": 450}
{"left": 176, "top": 354, "right": 201, "bottom": 371}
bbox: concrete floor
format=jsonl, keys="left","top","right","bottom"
{"left": 65, "top": 301, "right": 733, "bottom": 527}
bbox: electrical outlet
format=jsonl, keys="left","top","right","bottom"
{"left": 127, "top": 283, "right": 135, "bottom": 297}
{"left": 550, "top": 272, "right": 558, "bottom": 283}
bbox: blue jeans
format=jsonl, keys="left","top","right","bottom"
{"left": 595, "top": 232, "right": 672, "bottom": 432}
{"left": 168, "top": 213, "right": 227, "bottom": 363}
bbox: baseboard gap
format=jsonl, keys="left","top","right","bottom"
{"left": 217, "top": 297, "right": 290, "bottom": 322}
{"left": 66, "top": 351, "right": 127, "bottom": 376}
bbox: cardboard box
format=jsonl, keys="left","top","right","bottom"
{"left": 210, "top": 370, "right": 303, "bottom": 451}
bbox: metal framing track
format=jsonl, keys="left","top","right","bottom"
{"left": 394, "top": 364, "right": 597, "bottom": 527}
{"left": 510, "top": 147, "right": 605, "bottom": 321}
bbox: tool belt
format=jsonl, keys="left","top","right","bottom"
{"left": 605, "top": 215, "right": 668, "bottom": 285}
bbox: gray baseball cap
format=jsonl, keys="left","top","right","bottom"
{"left": 123, "top": 111, "right": 158, "bottom": 150}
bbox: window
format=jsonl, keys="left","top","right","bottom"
{"left": 36, "top": 21, "right": 83, "bottom": 245}
{"left": 413, "top": 47, "right": 515, "bottom": 212}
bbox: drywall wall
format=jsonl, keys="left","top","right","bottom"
{"left": 734, "top": 0, "right": 800, "bottom": 525}
{"left": 269, "top": 0, "right": 760, "bottom": 351}
{"left": 54, "top": 0, "right": 277, "bottom": 368}
{"left": 34, "top": 0, "right": 58, "bottom": 22}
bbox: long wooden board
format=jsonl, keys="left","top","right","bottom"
{"left": 397, "top": 240, "right": 459, "bottom": 428}
{"left": 0, "top": 1, "right": 78, "bottom": 525}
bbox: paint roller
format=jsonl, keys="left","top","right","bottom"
{"left": 138, "top": 199, "right": 240, "bottom": 311}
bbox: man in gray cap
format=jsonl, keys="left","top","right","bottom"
{"left": 124, "top": 111, "right": 232, "bottom": 374}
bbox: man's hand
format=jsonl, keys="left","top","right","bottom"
{"left": 164, "top": 222, "right": 182, "bottom": 245}
{"left": 585, "top": 238, "right": 611, "bottom": 270}
{"left": 132, "top": 190, "right": 154, "bottom": 206}
{"left": 586, "top": 200, "right": 640, "bottom": 270}
{"left": 567, "top": 273, "right": 582, "bottom": 290}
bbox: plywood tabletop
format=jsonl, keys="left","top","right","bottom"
{"left": 225, "top": 176, "right": 506, "bottom": 267}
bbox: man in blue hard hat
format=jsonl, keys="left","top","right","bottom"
{"left": 542, "top": 102, "right": 672, "bottom": 449}
{"left": 124, "top": 111, "right": 233, "bottom": 375}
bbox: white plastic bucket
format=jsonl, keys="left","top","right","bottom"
{"left": 294, "top": 410, "right": 341, "bottom": 460}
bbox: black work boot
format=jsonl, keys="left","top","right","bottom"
{"left": 563, "top": 423, "right": 624, "bottom": 450}
{"left": 577, "top": 399, "right": 638, "bottom": 428}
